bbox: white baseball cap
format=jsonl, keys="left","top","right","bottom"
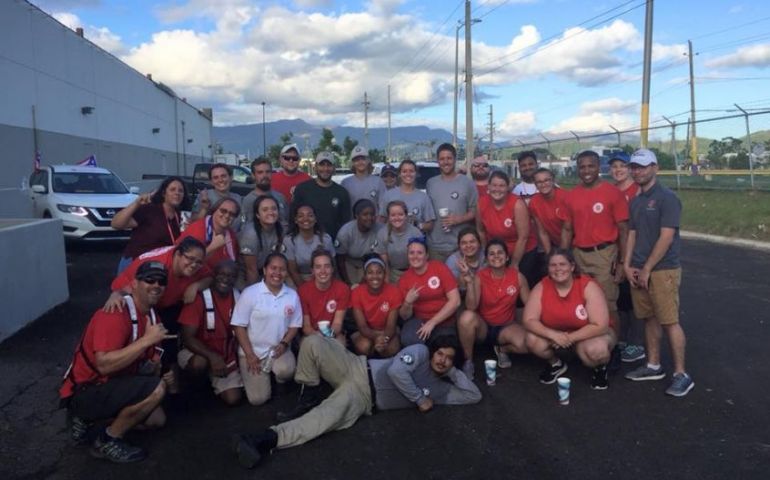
{"left": 280, "top": 144, "right": 299, "bottom": 156}
{"left": 629, "top": 148, "right": 657, "bottom": 167}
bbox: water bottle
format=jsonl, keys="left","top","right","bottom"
{"left": 261, "top": 347, "right": 276, "bottom": 374}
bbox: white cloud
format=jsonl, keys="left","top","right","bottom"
{"left": 705, "top": 43, "right": 770, "bottom": 69}
{"left": 580, "top": 97, "right": 637, "bottom": 114}
{"left": 498, "top": 111, "right": 537, "bottom": 138}
{"left": 547, "top": 111, "right": 636, "bottom": 135}
{"left": 52, "top": 11, "right": 127, "bottom": 55}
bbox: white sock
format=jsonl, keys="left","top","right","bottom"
{"left": 647, "top": 363, "right": 661, "bottom": 370}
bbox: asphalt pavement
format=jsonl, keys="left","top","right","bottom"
{"left": 1, "top": 239, "right": 769, "bottom": 479}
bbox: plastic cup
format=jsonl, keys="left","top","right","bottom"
{"left": 557, "top": 377, "right": 571, "bottom": 405}
{"left": 484, "top": 359, "right": 497, "bottom": 386}
{"left": 438, "top": 208, "right": 450, "bottom": 218}
{"left": 317, "top": 321, "right": 333, "bottom": 337}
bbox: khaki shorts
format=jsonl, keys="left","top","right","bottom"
{"left": 630, "top": 268, "right": 681, "bottom": 325}
{"left": 178, "top": 348, "right": 243, "bottom": 395}
{"left": 345, "top": 258, "right": 364, "bottom": 286}
{"left": 573, "top": 244, "right": 619, "bottom": 312}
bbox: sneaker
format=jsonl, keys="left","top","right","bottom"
{"left": 621, "top": 344, "right": 646, "bottom": 363}
{"left": 539, "top": 361, "right": 567, "bottom": 384}
{"left": 665, "top": 373, "right": 695, "bottom": 397}
{"left": 276, "top": 385, "right": 322, "bottom": 422}
{"left": 591, "top": 365, "right": 609, "bottom": 390}
{"left": 90, "top": 434, "right": 146, "bottom": 463}
{"left": 461, "top": 360, "right": 475, "bottom": 381}
{"left": 232, "top": 434, "right": 262, "bottom": 469}
{"left": 625, "top": 365, "right": 666, "bottom": 381}
{"left": 70, "top": 416, "right": 92, "bottom": 445}
{"left": 493, "top": 346, "right": 512, "bottom": 369}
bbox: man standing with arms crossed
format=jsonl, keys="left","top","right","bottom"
{"left": 292, "top": 151, "right": 351, "bottom": 240}
{"left": 623, "top": 149, "right": 694, "bottom": 396}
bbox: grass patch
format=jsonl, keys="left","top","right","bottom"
{"left": 678, "top": 189, "right": 770, "bottom": 242}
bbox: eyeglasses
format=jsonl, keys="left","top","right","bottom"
{"left": 535, "top": 178, "right": 553, "bottom": 185}
{"left": 217, "top": 207, "right": 238, "bottom": 218}
{"left": 141, "top": 277, "right": 168, "bottom": 286}
{"left": 472, "top": 163, "right": 489, "bottom": 168}
{"left": 181, "top": 253, "right": 204, "bottom": 266}
{"left": 282, "top": 156, "right": 300, "bottom": 162}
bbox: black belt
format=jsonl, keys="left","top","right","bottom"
{"left": 576, "top": 242, "right": 613, "bottom": 252}
{"left": 367, "top": 364, "right": 378, "bottom": 414}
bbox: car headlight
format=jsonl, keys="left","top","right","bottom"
{"left": 57, "top": 204, "right": 90, "bottom": 216}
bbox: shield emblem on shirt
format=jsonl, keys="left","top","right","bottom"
{"left": 428, "top": 276, "right": 441, "bottom": 289}
{"left": 370, "top": 190, "right": 377, "bottom": 198}
{"left": 326, "top": 300, "right": 337, "bottom": 313}
{"left": 411, "top": 207, "right": 420, "bottom": 216}
{"left": 592, "top": 202, "right": 604, "bottom": 214}
{"left": 575, "top": 304, "right": 588, "bottom": 320}
{"left": 285, "top": 305, "right": 295, "bottom": 317}
{"left": 371, "top": 240, "right": 378, "bottom": 250}
{"left": 280, "top": 244, "right": 287, "bottom": 253}
{"left": 506, "top": 285, "right": 517, "bottom": 296}
{"left": 380, "top": 301, "right": 390, "bottom": 312}
{"left": 334, "top": 239, "right": 340, "bottom": 248}
{"left": 331, "top": 197, "right": 339, "bottom": 207}
{"left": 504, "top": 218, "right": 513, "bottom": 228}
{"left": 450, "top": 191, "right": 459, "bottom": 199}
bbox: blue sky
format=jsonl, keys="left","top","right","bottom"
{"left": 35, "top": 0, "right": 770, "bottom": 143}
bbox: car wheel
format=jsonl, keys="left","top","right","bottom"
{"left": 43, "top": 211, "right": 52, "bottom": 218}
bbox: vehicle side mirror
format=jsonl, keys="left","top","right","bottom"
{"left": 246, "top": 175, "right": 255, "bottom": 184}
{"left": 31, "top": 184, "right": 47, "bottom": 194}
{"left": 129, "top": 186, "right": 140, "bottom": 194}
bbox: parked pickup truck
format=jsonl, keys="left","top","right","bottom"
{"left": 143, "top": 163, "right": 256, "bottom": 204}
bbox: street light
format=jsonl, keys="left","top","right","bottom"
{"left": 261, "top": 101, "right": 266, "bottom": 157}
{"left": 453, "top": 17, "right": 481, "bottom": 149}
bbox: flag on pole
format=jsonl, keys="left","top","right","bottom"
{"left": 34, "top": 151, "right": 41, "bottom": 172}
{"left": 77, "top": 154, "right": 97, "bottom": 167}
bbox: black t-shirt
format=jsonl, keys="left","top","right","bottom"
{"left": 291, "top": 180, "right": 351, "bottom": 240}
{"left": 123, "top": 203, "right": 181, "bottom": 259}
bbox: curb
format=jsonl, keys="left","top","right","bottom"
{"left": 681, "top": 230, "right": 770, "bottom": 252}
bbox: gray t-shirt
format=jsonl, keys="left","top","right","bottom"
{"left": 628, "top": 182, "right": 681, "bottom": 270}
{"left": 193, "top": 189, "right": 244, "bottom": 231}
{"left": 379, "top": 188, "right": 437, "bottom": 227}
{"left": 341, "top": 174, "right": 386, "bottom": 213}
{"left": 238, "top": 222, "right": 281, "bottom": 271}
{"left": 374, "top": 224, "right": 423, "bottom": 270}
{"left": 282, "top": 233, "right": 336, "bottom": 274}
{"left": 445, "top": 251, "right": 486, "bottom": 280}
{"left": 368, "top": 344, "right": 482, "bottom": 410}
{"left": 426, "top": 174, "right": 479, "bottom": 253}
{"left": 241, "top": 189, "right": 289, "bottom": 231}
{"left": 335, "top": 220, "right": 383, "bottom": 259}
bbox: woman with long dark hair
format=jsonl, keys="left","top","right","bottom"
{"left": 283, "top": 204, "right": 335, "bottom": 287}
{"left": 239, "top": 195, "right": 284, "bottom": 286}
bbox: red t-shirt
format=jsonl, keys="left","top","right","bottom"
{"left": 479, "top": 194, "right": 537, "bottom": 254}
{"left": 620, "top": 182, "right": 640, "bottom": 205}
{"left": 111, "top": 246, "right": 211, "bottom": 309}
{"left": 177, "top": 217, "right": 239, "bottom": 270}
{"left": 561, "top": 181, "right": 629, "bottom": 248}
{"left": 398, "top": 260, "right": 458, "bottom": 324}
{"left": 59, "top": 308, "right": 159, "bottom": 398}
{"left": 272, "top": 170, "right": 311, "bottom": 203}
{"left": 477, "top": 267, "right": 522, "bottom": 326}
{"left": 123, "top": 203, "right": 181, "bottom": 259}
{"left": 539, "top": 275, "right": 597, "bottom": 332}
{"left": 350, "top": 283, "right": 403, "bottom": 330}
{"left": 298, "top": 279, "right": 351, "bottom": 330}
{"left": 178, "top": 291, "right": 237, "bottom": 366}
{"left": 475, "top": 183, "right": 489, "bottom": 199}
{"left": 528, "top": 188, "right": 568, "bottom": 246}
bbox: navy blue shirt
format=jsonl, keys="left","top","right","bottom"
{"left": 628, "top": 181, "right": 681, "bottom": 270}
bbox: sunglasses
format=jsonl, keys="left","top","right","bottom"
{"left": 141, "top": 277, "right": 168, "bottom": 286}
{"left": 217, "top": 207, "right": 238, "bottom": 217}
{"left": 472, "top": 163, "right": 489, "bottom": 168}
{"left": 282, "top": 155, "right": 300, "bottom": 162}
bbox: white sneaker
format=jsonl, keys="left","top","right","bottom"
{"left": 494, "top": 346, "right": 512, "bottom": 368}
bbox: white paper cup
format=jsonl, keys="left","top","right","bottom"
{"left": 484, "top": 359, "right": 497, "bottom": 386}
{"left": 557, "top": 377, "right": 571, "bottom": 405}
{"left": 438, "top": 208, "right": 450, "bottom": 218}
{"left": 317, "top": 321, "right": 333, "bottom": 337}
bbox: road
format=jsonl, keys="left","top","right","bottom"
{"left": 1, "top": 240, "right": 769, "bottom": 479}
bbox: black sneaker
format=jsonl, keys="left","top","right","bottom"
{"left": 90, "top": 434, "right": 146, "bottom": 463}
{"left": 70, "top": 416, "right": 92, "bottom": 445}
{"left": 591, "top": 365, "right": 609, "bottom": 390}
{"left": 539, "top": 361, "right": 567, "bottom": 384}
{"left": 231, "top": 430, "right": 278, "bottom": 469}
{"left": 276, "top": 385, "right": 322, "bottom": 422}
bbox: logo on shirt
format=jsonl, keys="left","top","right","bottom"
{"left": 333, "top": 239, "right": 340, "bottom": 248}
{"left": 280, "top": 244, "right": 287, "bottom": 253}
{"left": 331, "top": 197, "right": 340, "bottom": 207}
{"left": 647, "top": 199, "right": 657, "bottom": 210}
{"left": 326, "top": 300, "right": 337, "bottom": 313}
{"left": 504, "top": 218, "right": 513, "bottom": 228}
{"left": 285, "top": 305, "right": 295, "bottom": 317}
{"left": 380, "top": 301, "right": 390, "bottom": 312}
{"left": 370, "top": 190, "right": 377, "bottom": 198}
{"left": 400, "top": 353, "right": 413, "bottom": 365}
{"left": 575, "top": 304, "right": 588, "bottom": 320}
{"left": 411, "top": 207, "right": 420, "bottom": 216}
{"left": 450, "top": 191, "right": 459, "bottom": 199}
{"left": 427, "top": 276, "right": 441, "bottom": 289}
{"left": 506, "top": 285, "right": 517, "bottom": 296}
{"left": 592, "top": 202, "right": 604, "bottom": 214}
{"left": 241, "top": 246, "right": 254, "bottom": 255}
{"left": 371, "top": 240, "right": 379, "bottom": 250}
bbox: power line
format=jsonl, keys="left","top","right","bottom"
{"left": 476, "top": 0, "right": 512, "bottom": 20}
{"left": 691, "top": 15, "right": 770, "bottom": 41}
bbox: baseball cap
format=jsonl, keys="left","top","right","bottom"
{"left": 315, "top": 151, "right": 335, "bottom": 164}
{"left": 609, "top": 152, "right": 630, "bottom": 163}
{"left": 381, "top": 164, "right": 397, "bottom": 177}
{"left": 351, "top": 145, "right": 368, "bottom": 159}
{"left": 629, "top": 149, "right": 657, "bottom": 167}
{"left": 135, "top": 261, "right": 168, "bottom": 282}
{"left": 280, "top": 144, "right": 299, "bottom": 156}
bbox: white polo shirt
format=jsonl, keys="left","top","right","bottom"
{"left": 231, "top": 281, "right": 303, "bottom": 358}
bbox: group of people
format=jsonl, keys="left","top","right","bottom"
{"left": 59, "top": 142, "right": 693, "bottom": 468}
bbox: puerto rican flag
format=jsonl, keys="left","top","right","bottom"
{"left": 77, "top": 154, "right": 97, "bottom": 167}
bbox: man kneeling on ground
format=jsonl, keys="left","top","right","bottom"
{"left": 232, "top": 334, "right": 481, "bottom": 469}
{"left": 59, "top": 261, "right": 176, "bottom": 463}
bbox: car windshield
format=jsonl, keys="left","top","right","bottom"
{"left": 52, "top": 172, "right": 128, "bottom": 194}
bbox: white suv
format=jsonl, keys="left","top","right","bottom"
{"left": 29, "top": 165, "right": 139, "bottom": 240}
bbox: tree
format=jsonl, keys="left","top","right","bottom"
{"left": 729, "top": 151, "right": 749, "bottom": 169}
{"left": 268, "top": 132, "right": 294, "bottom": 163}
{"left": 649, "top": 147, "right": 674, "bottom": 170}
{"left": 342, "top": 136, "right": 359, "bottom": 158}
{"left": 368, "top": 148, "right": 385, "bottom": 164}
{"left": 313, "top": 128, "right": 343, "bottom": 157}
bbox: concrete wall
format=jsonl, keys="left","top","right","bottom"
{"left": 0, "top": 219, "right": 69, "bottom": 343}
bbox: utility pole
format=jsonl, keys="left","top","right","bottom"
{"left": 387, "top": 85, "right": 392, "bottom": 162}
{"left": 261, "top": 101, "right": 266, "bottom": 157}
{"left": 464, "top": 0, "right": 474, "bottom": 175}
{"left": 686, "top": 40, "right": 698, "bottom": 168}
{"left": 662, "top": 115, "right": 679, "bottom": 190}
{"left": 609, "top": 125, "right": 621, "bottom": 148}
{"left": 363, "top": 92, "right": 370, "bottom": 150}
{"left": 640, "top": 0, "right": 654, "bottom": 148}
{"left": 487, "top": 104, "right": 494, "bottom": 160}
{"left": 734, "top": 104, "right": 755, "bottom": 188}
{"left": 454, "top": 17, "right": 481, "bottom": 150}
{"left": 569, "top": 130, "right": 581, "bottom": 153}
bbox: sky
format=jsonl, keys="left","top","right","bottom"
{"left": 33, "top": 0, "right": 770, "bottom": 144}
